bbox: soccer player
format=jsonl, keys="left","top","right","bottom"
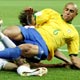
{"left": 2, "top": 2, "right": 80, "bottom": 69}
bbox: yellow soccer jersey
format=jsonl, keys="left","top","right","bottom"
{"left": 35, "top": 9, "right": 79, "bottom": 60}
{"left": 35, "top": 8, "right": 60, "bottom": 27}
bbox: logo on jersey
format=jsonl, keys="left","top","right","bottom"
{"left": 67, "top": 29, "right": 71, "bottom": 33}
{"left": 53, "top": 30, "right": 60, "bottom": 35}
{"left": 35, "top": 11, "right": 42, "bottom": 16}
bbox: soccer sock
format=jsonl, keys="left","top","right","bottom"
{"left": 0, "top": 32, "right": 16, "bottom": 48}
{"left": 0, "top": 41, "right": 5, "bottom": 51}
{"left": 0, "top": 47, "right": 21, "bottom": 60}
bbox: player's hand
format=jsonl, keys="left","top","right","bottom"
{"left": 70, "top": 55, "right": 80, "bottom": 69}
{"left": 18, "top": 44, "right": 38, "bottom": 58}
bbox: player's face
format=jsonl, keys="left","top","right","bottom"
{"left": 62, "top": 4, "right": 77, "bottom": 22}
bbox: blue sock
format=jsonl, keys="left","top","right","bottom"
{"left": 0, "top": 47, "right": 21, "bottom": 60}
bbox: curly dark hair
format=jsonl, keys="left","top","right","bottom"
{"left": 18, "top": 7, "right": 37, "bottom": 26}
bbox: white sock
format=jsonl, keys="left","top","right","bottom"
{"left": 0, "top": 32, "right": 16, "bottom": 48}
{"left": 0, "top": 41, "right": 5, "bottom": 51}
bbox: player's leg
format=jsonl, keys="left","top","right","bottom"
{"left": 0, "top": 46, "right": 21, "bottom": 60}
{"left": 54, "top": 50, "right": 72, "bottom": 64}
{"left": 0, "top": 58, "right": 8, "bottom": 70}
{"left": 29, "top": 62, "right": 69, "bottom": 68}
{"left": 3, "top": 26, "right": 23, "bottom": 41}
{"left": 70, "top": 55, "right": 80, "bottom": 69}
{"left": 0, "top": 19, "right": 16, "bottom": 48}
{"left": 0, "top": 58, "right": 17, "bottom": 71}
{"left": 3, "top": 61, "right": 18, "bottom": 71}
{"left": 0, "top": 32, "right": 16, "bottom": 48}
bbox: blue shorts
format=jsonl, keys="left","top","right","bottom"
{"left": 19, "top": 26, "right": 48, "bottom": 62}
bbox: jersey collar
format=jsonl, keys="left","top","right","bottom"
{"left": 61, "top": 15, "right": 72, "bottom": 24}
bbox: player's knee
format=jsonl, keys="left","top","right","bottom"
{"left": 3, "top": 26, "right": 21, "bottom": 40}
{"left": 3, "top": 28, "right": 11, "bottom": 37}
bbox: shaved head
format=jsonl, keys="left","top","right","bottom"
{"left": 64, "top": 2, "right": 78, "bottom": 14}
{"left": 62, "top": 2, "right": 78, "bottom": 22}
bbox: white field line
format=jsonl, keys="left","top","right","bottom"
{"left": 59, "top": 49, "right": 80, "bottom": 52}
{"left": 74, "top": 25, "right": 80, "bottom": 27}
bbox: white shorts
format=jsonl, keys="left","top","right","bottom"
{"left": 0, "top": 41, "right": 8, "bottom": 70}
{"left": 0, "top": 58, "right": 8, "bottom": 70}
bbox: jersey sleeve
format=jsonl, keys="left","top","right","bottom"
{"left": 67, "top": 33, "right": 79, "bottom": 55}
